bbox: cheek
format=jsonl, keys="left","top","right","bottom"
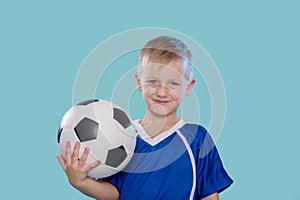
{"left": 141, "top": 87, "right": 154, "bottom": 100}
{"left": 169, "top": 89, "right": 185, "bottom": 101}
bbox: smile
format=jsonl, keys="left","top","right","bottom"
{"left": 153, "top": 99, "right": 170, "bottom": 105}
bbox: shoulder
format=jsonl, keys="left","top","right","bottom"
{"left": 179, "top": 123, "right": 217, "bottom": 159}
{"left": 179, "top": 123, "right": 209, "bottom": 143}
{"left": 184, "top": 123, "right": 207, "bottom": 133}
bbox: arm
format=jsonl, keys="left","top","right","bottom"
{"left": 57, "top": 141, "right": 119, "bottom": 200}
{"left": 201, "top": 192, "right": 219, "bottom": 200}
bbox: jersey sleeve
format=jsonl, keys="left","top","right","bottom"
{"left": 196, "top": 129, "right": 233, "bottom": 199}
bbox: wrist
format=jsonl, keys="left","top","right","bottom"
{"left": 75, "top": 178, "right": 94, "bottom": 190}
{"left": 68, "top": 176, "right": 89, "bottom": 190}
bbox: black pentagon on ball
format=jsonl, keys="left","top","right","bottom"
{"left": 76, "top": 99, "right": 99, "bottom": 106}
{"left": 74, "top": 117, "right": 99, "bottom": 142}
{"left": 113, "top": 108, "right": 131, "bottom": 129}
{"left": 105, "top": 145, "right": 127, "bottom": 168}
{"left": 57, "top": 126, "right": 63, "bottom": 143}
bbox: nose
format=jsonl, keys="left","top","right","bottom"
{"left": 157, "top": 85, "right": 168, "bottom": 97}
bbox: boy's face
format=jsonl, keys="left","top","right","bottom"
{"left": 135, "top": 62, "right": 195, "bottom": 118}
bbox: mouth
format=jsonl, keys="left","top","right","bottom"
{"left": 153, "top": 99, "right": 170, "bottom": 105}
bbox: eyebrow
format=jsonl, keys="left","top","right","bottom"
{"left": 144, "top": 76, "right": 183, "bottom": 83}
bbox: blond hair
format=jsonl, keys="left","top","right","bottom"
{"left": 138, "top": 36, "right": 193, "bottom": 82}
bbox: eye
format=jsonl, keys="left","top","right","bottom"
{"left": 148, "top": 80, "right": 158, "bottom": 86}
{"left": 171, "top": 82, "right": 179, "bottom": 86}
{"left": 168, "top": 81, "right": 180, "bottom": 88}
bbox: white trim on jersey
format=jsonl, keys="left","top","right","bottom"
{"left": 176, "top": 130, "right": 196, "bottom": 200}
{"left": 133, "top": 119, "right": 186, "bottom": 146}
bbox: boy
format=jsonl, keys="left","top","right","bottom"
{"left": 57, "top": 36, "right": 233, "bottom": 199}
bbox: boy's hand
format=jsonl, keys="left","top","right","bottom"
{"left": 57, "top": 141, "right": 101, "bottom": 189}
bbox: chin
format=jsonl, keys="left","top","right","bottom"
{"left": 151, "top": 109, "right": 177, "bottom": 118}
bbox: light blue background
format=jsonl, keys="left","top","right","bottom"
{"left": 1, "top": 0, "right": 299, "bottom": 199}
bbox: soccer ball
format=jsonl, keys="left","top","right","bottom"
{"left": 57, "top": 99, "right": 136, "bottom": 178}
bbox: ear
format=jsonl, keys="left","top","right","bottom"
{"left": 185, "top": 78, "right": 196, "bottom": 96}
{"left": 135, "top": 72, "right": 142, "bottom": 91}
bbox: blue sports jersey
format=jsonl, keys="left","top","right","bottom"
{"left": 104, "top": 120, "right": 233, "bottom": 199}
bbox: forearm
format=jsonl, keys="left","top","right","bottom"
{"left": 75, "top": 178, "right": 119, "bottom": 200}
{"left": 201, "top": 192, "right": 219, "bottom": 200}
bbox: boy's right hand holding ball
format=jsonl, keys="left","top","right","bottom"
{"left": 57, "top": 141, "right": 101, "bottom": 188}
{"left": 57, "top": 141, "right": 119, "bottom": 199}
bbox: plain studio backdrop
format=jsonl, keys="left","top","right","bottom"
{"left": 0, "top": 1, "right": 299, "bottom": 199}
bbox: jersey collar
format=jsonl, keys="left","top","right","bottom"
{"left": 133, "top": 119, "right": 186, "bottom": 146}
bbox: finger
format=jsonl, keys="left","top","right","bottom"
{"left": 65, "top": 141, "right": 72, "bottom": 165}
{"left": 84, "top": 160, "right": 101, "bottom": 172}
{"left": 78, "top": 147, "right": 90, "bottom": 167}
{"left": 72, "top": 141, "right": 80, "bottom": 163}
{"left": 56, "top": 155, "right": 67, "bottom": 171}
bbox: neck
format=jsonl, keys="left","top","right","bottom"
{"left": 140, "top": 112, "right": 180, "bottom": 138}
